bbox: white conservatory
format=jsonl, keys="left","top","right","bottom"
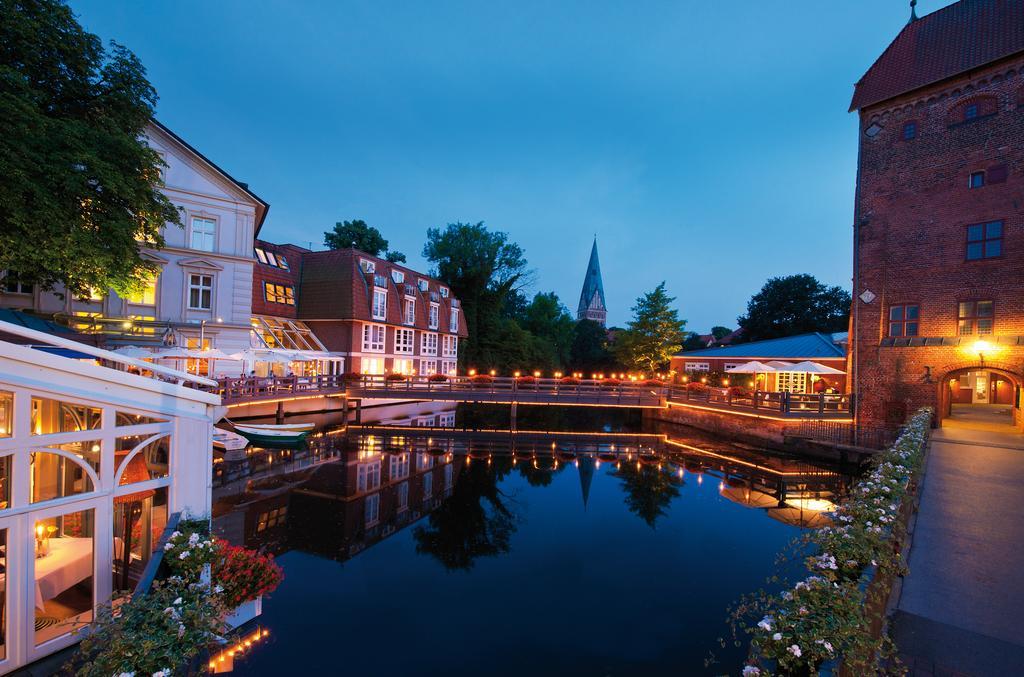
{"left": 0, "top": 321, "right": 220, "bottom": 673}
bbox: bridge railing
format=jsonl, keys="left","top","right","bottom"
{"left": 665, "top": 386, "right": 853, "bottom": 418}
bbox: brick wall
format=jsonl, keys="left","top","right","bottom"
{"left": 852, "top": 56, "right": 1024, "bottom": 427}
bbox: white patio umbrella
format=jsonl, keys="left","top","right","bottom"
{"left": 783, "top": 360, "right": 846, "bottom": 375}
{"left": 111, "top": 346, "right": 156, "bottom": 359}
{"left": 724, "top": 361, "right": 777, "bottom": 391}
{"left": 228, "top": 348, "right": 300, "bottom": 364}
{"left": 153, "top": 347, "right": 233, "bottom": 360}
{"left": 765, "top": 360, "right": 797, "bottom": 370}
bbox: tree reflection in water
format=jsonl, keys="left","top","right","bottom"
{"left": 610, "top": 461, "right": 684, "bottom": 528}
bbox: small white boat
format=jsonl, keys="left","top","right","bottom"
{"left": 213, "top": 428, "right": 249, "bottom": 452}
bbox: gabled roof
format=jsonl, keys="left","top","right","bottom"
{"left": 675, "top": 332, "right": 845, "bottom": 359}
{"left": 149, "top": 119, "right": 270, "bottom": 233}
{"left": 850, "top": 0, "right": 1024, "bottom": 111}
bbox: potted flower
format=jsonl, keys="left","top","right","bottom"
{"left": 642, "top": 378, "right": 664, "bottom": 387}
{"left": 559, "top": 376, "right": 581, "bottom": 386}
{"left": 385, "top": 372, "right": 408, "bottom": 382}
{"left": 215, "top": 543, "right": 284, "bottom": 629}
{"left": 427, "top": 372, "right": 449, "bottom": 382}
{"left": 515, "top": 375, "right": 537, "bottom": 385}
{"left": 601, "top": 377, "right": 621, "bottom": 386}
{"left": 686, "top": 381, "right": 709, "bottom": 393}
{"left": 470, "top": 374, "right": 494, "bottom": 387}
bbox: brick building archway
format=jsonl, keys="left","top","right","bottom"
{"left": 935, "top": 362, "right": 1022, "bottom": 430}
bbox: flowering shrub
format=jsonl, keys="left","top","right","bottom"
{"left": 385, "top": 372, "right": 407, "bottom": 382}
{"left": 427, "top": 373, "right": 449, "bottom": 382}
{"left": 732, "top": 408, "right": 932, "bottom": 675}
{"left": 601, "top": 377, "right": 621, "bottom": 386}
{"left": 214, "top": 544, "right": 284, "bottom": 610}
{"left": 162, "top": 523, "right": 219, "bottom": 580}
{"left": 470, "top": 374, "right": 494, "bottom": 385}
{"left": 642, "top": 379, "right": 664, "bottom": 387}
{"left": 728, "top": 386, "right": 753, "bottom": 399}
{"left": 685, "top": 381, "right": 709, "bottom": 393}
{"left": 515, "top": 375, "right": 537, "bottom": 385}
{"left": 559, "top": 376, "right": 580, "bottom": 385}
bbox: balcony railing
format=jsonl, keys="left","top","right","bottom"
{"left": 664, "top": 386, "right": 853, "bottom": 418}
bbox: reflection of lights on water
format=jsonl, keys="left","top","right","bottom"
{"left": 718, "top": 481, "right": 725, "bottom": 491}
{"left": 784, "top": 498, "right": 837, "bottom": 512}
{"left": 697, "top": 475, "right": 703, "bottom": 485}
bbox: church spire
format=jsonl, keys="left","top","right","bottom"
{"left": 577, "top": 238, "right": 607, "bottom": 326}
{"left": 909, "top": 0, "right": 918, "bottom": 23}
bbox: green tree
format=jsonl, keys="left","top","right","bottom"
{"left": 613, "top": 282, "right": 687, "bottom": 373}
{"left": 711, "top": 325, "right": 733, "bottom": 339}
{"left": 323, "top": 219, "right": 405, "bottom": 262}
{"left": 682, "top": 332, "right": 707, "bottom": 352}
{"left": 0, "top": 0, "right": 180, "bottom": 299}
{"left": 736, "top": 274, "right": 851, "bottom": 342}
{"left": 520, "top": 292, "right": 575, "bottom": 369}
{"left": 422, "top": 222, "right": 530, "bottom": 368}
{"left": 569, "top": 319, "right": 614, "bottom": 372}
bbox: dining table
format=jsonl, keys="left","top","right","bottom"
{"left": 33, "top": 537, "right": 93, "bottom": 611}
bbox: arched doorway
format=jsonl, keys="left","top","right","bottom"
{"left": 938, "top": 365, "right": 1022, "bottom": 432}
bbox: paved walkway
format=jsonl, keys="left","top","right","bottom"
{"left": 892, "top": 414, "right": 1024, "bottom": 676}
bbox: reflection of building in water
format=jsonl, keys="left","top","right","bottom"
{"left": 221, "top": 435, "right": 464, "bottom": 562}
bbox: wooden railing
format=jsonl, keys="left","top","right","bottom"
{"left": 664, "top": 386, "right": 853, "bottom": 419}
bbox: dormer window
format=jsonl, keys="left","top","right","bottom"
{"left": 360, "top": 259, "right": 376, "bottom": 274}
{"left": 902, "top": 121, "right": 917, "bottom": 140}
{"left": 391, "top": 270, "right": 405, "bottom": 284}
{"left": 373, "top": 274, "right": 387, "bottom": 288}
{"left": 418, "top": 279, "right": 429, "bottom": 292}
{"left": 254, "top": 248, "right": 268, "bottom": 264}
{"left": 278, "top": 255, "right": 289, "bottom": 270}
{"left": 969, "top": 171, "right": 985, "bottom": 188}
{"left": 265, "top": 250, "right": 279, "bottom": 267}
{"left": 439, "top": 287, "right": 449, "bottom": 298}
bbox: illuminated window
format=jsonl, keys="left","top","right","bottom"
{"left": 420, "top": 359, "right": 437, "bottom": 375}
{"left": 390, "top": 453, "right": 410, "bottom": 480}
{"left": 263, "top": 282, "right": 295, "bottom": 305}
{"left": 362, "top": 324, "right": 385, "bottom": 352}
{"left": 442, "top": 335, "right": 458, "bottom": 358}
{"left": 31, "top": 397, "right": 101, "bottom": 435}
{"left": 126, "top": 275, "right": 157, "bottom": 306}
{"left": 684, "top": 362, "right": 709, "bottom": 372}
{"left": 958, "top": 301, "right": 994, "bottom": 336}
{"left": 189, "top": 216, "right": 216, "bottom": 252}
{"left": 421, "top": 332, "right": 438, "bottom": 356}
{"left": 254, "top": 248, "right": 268, "bottom": 264}
{"left": 393, "top": 358, "right": 415, "bottom": 375}
{"left": 0, "top": 391, "right": 11, "bottom": 438}
{"left": 887, "top": 304, "right": 919, "bottom": 337}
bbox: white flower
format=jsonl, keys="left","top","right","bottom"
{"left": 188, "top": 532, "right": 200, "bottom": 546}
{"left": 178, "top": 551, "right": 188, "bottom": 560}
{"left": 772, "top": 633, "right": 783, "bottom": 641}
{"left": 118, "top": 673, "right": 136, "bottom": 677}
{"left": 163, "top": 543, "right": 173, "bottom": 551}
{"left": 787, "top": 644, "right": 802, "bottom": 657}
{"left": 173, "top": 597, "right": 182, "bottom": 605}
{"left": 214, "top": 584, "right": 224, "bottom": 594}
{"left": 742, "top": 667, "right": 761, "bottom": 676}
{"left": 757, "top": 616, "right": 773, "bottom": 631}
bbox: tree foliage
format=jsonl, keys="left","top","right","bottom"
{"left": 323, "top": 219, "right": 405, "bottom": 262}
{"left": 613, "top": 282, "right": 687, "bottom": 373}
{"left": 0, "top": 0, "right": 180, "bottom": 298}
{"left": 736, "top": 274, "right": 851, "bottom": 342}
{"left": 569, "top": 319, "right": 615, "bottom": 372}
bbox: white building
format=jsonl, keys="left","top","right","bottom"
{"left": 0, "top": 319, "right": 218, "bottom": 672}
{"left": 0, "top": 121, "right": 269, "bottom": 378}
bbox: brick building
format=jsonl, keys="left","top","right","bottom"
{"left": 849, "top": 0, "right": 1024, "bottom": 429}
{"left": 252, "top": 241, "right": 468, "bottom": 375}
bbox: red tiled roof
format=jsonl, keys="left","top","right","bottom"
{"left": 850, "top": 0, "right": 1024, "bottom": 111}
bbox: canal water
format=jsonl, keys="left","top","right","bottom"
{"left": 212, "top": 405, "right": 851, "bottom": 675}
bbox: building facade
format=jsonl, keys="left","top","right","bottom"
{"left": 0, "top": 121, "right": 268, "bottom": 378}
{"left": 577, "top": 238, "right": 607, "bottom": 326}
{"left": 850, "top": 0, "right": 1024, "bottom": 428}
{"left": 252, "top": 245, "right": 467, "bottom": 376}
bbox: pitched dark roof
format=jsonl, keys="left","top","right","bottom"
{"left": 675, "top": 332, "right": 845, "bottom": 359}
{"left": 577, "top": 238, "right": 606, "bottom": 318}
{"left": 850, "top": 0, "right": 1024, "bottom": 111}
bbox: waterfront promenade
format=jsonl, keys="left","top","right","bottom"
{"left": 892, "top": 410, "right": 1024, "bottom": 676}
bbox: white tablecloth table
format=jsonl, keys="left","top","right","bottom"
{"left": 34, "top": 537, "right": 92, "bottom": 611}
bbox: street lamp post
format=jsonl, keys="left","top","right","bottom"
{"left": 199, "top": 317, "right": 223, "bottom": 347}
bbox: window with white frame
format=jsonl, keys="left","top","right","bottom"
{"left": 187, "top": 273, "right": 213, "bottom": 310}
{"left": 357, "top": 461, "right": 381, "bottom": 492}
{"left": 429, "top": 303, "right": 439, "bottom": 329}
{"left": 418, "top": 453, "right": 433, "bottom": 471}
{"left": 372, "top": 289, "right": 387, "bottom": 320}
{"left": 420, "top": 359, "right": 438, "bottom": 376}
{"left": 438, "top": 411, "right": 456, "bottom": 427}
{"left": 683, "top": 362, "right": 709, "bottom": 373}
{"left": 2, "top": 271, "right": 32, "bottom": 295}
{"left": 439, "top": 287, "right": 449, "bottom": 298}
{"left": 362, "top": 324, "right": 385, "bottom": 352}
{"left": 391, "top": 270, "right": 405, "bottom": 284}
{"left": 442, "top": 335, "right": 458, "bottom": 358}
{"left": 775, "top": 371, "right": 807, "bottom": 393}
{"left": 189, "top": 216, "right": 216, "bottom": 252}
{"left": 393, "top": 358, "right": 415, "bottom": 375}
{"left": 441, "top": 359, "right": 457, "bottom": 376}
{"left": 449, "top": 307, "right": 459, "bottom": 333}
{"left": 364, "top": 493, "right": 380, "bottom": 526}
{"left": 361, "top": 356, "right": 384, "bottom": 374}
{"left": 418, "top": 279, "right": 429, "bottom": 292}
{"left": 397, "top": 481, "right": 409, "bottom": 510}
{"left": 403, "top": 297, "right": 415, "bottom": 325}
{"left": 360, "top": 259, "right": 375, "bottom": 274}
{"left": 724, "top": 363, "right": 743, "bottom": 371}
{"left": 390, "top": 453, "right": 410, "bottom": 480}
{"left": 395, "top": 328, "right": 415, "bottom": 354}
{"left": 421, "top": 332, "right": 438, "bottom": 356}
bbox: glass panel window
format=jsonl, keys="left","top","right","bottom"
{"left": 34, "top": 509, "right": 94, "bottom": 646}
{"left": 887, "top": 304, "right": 919, "bottom": 337}
{"left": 254, "top": 248, "right": 268, "bottom": 264}
{"left": 115, "top": 435, "right": 170, "bottom": 485}
{"left": 420, "top": 359, "right": 437, "bottom": 376}
{"left": 113, "top": 486, "right": 168, "bottom": 592}
{"left": 115, "top": 411, "right": 168, "bottom": 427}
{"left": 449, "top": 308, "right": 459, "bottom": 333}
{"left": 0, "top": 455, "right": 10, "bottom": 510}
{"left": 902, "top": 121, "right": 917, "bottom": 140}
{"left": 360, "top": 259, "right": 376, "bottom": 274}
{"left": 421, "top": 332, "right": 438, "bottom": 356}
{"left": 0, "top": 390, "right": 11, "bottom": 438}
{"left": 391, "top": 270, "right": 405, "bottom": 284}
{"left": 357, "top": 461, "right": 381, "bottom": 492}
{"left": 395, "top": 328, "right": 415, "bottom": 355}
{"left": 187, "top": 273, "right": 213, "bottom": 310}
{"left": 30, "top": 451, "right": 96, "bottom": 503}
{"left": 189, "top": 216, "right": 216, "bottom": 251}
{"left": 362, "top": 324, "right": 385, "bottom": 352}
{"left": 969, "top": 171, "right": 985, "bottom": 188}
{"left": 958, "top": 300, "right": 994, "bottom": 336}
{"left": 265, "top": 251, "right": 278, "bottom": 267}
{"left": 390, "top": 453, "right": 410, "bottom": 480}
{"left": 365, "top": 493, "right": 380, "bottom": 526}
{"left": 439, "top": 287, "right": 449, "bottom": 298}
{"left": 126, "top": 274, "right": 157, "bottom": 306}
{"left": 2, "top": 270, "right": 32, "bottom": 294}
{"left": 964, "top": 103, "right": 978, "bottom": 120}
{"left": 264, "top": 282, "right": 295, "bottom": 305}
{"left": 441, "top": 360, "right": 457, "bottom": 376}
{"left": 0, "top": 528, "right": 5, "bottom": 658}
{"left": 361, "top": 356, "right": 385, "bottom": 375}
{"left": 393, "top": 358, "right": 415, "bottom": 375}
{"left": 277, "top": 255, "right": 289, "bottom": 270}
{"left": 31, "top": 397, "right": 101, "bottom": 435}
{"left": 429, "top": 303, "right": 439, "bottom": 329}
{"left": 966, "top": 220, "right": 1002, "bottom": 260}
{"left": 372, "top": 290, "right": 387, "bottom": 320}
{"left": 397, "top": 481, "right": 409, "bottom": 510}
{"left": 403, "top": 298, "right": 415, "bottom": 325}
{"left": 442, "top": 335, "right": 458, "bottom": 358}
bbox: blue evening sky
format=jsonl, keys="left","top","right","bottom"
{"left": 72, "top": 0, "right": 954, "bottom": 329}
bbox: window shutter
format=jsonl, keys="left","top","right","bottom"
{"left": 988, "top": 163, "right": 1008, "bottom": 184}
